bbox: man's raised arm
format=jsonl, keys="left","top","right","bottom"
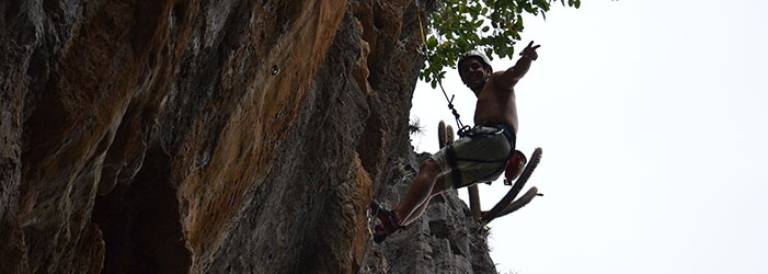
{"left": 496, "top": 41, "right": 540, "bottom": 89}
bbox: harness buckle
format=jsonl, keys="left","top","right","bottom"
{"left": 457, "top": 125, "right": 472, "bottom": 137}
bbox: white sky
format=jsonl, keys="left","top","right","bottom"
{"left": 409, "top": 1, "right": 768, "bottom": 273}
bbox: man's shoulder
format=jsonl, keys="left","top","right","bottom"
{"left": 489, "top": 71, "right": 506, "bottom": 83}
{"left": 488, "top": 71, "right": 516, "bottom": 92}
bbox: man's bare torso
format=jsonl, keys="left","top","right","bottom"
{"left": 473, "top": 71, "right": 518, "bottom": 133}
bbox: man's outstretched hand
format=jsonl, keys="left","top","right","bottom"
{"left": 502, "top": 40, "right": 539, "bottom": 86}
{"left": 520, "top": 41, "right": 540, "bottom": 61}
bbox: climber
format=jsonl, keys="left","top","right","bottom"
{"left": 372, "top": 41, "right": 541, "bottom": 243}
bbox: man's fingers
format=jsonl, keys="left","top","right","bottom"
{"left": 520, "top": 41, "right": 540, "bottom": 57}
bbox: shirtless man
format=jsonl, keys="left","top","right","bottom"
{"left": 373, "top": 41, "right": 540, "bottom": 242}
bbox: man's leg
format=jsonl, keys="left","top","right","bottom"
{"left": 395, "top": 159, "right": 441, "bottom": 226}
{"left": 398, "top": 176, "right": 451, "bottom": 226}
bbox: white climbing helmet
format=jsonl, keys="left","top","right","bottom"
{"left": 457, "top": 50, "right": 493, "bottom": 75}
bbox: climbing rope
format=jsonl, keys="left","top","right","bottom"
{"left": 354, "top": 203, "right": 379, "bottom": 274}
{"left": 415, "top": 3, "right": 471, "bottom": 137}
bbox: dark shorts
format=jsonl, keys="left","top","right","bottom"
{"left": 430, "top": 124, "right": 516, "bottom": 189}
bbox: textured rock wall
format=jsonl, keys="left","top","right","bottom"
{"left": 1, "top": 3, "right": 29, "bottom": 270}
{"left": 1, "top": 0, "right": 496, "bottom": 273}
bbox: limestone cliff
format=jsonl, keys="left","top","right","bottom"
{"left": 0, "top": 0, "right": 496, "bottom": 273}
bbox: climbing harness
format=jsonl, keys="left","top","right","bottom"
{"left": 415, "top": 3, "right": 472, "bottom": 137}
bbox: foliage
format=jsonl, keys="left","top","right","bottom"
{"left": 418, "top": 0, "right": 580, "bottom": 88}
{"left": 408, "top": 118, "right": 424, "bottom": 135}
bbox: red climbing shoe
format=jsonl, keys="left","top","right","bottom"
{"left": 369, "top": 201, "right": 403, "bottom": 243}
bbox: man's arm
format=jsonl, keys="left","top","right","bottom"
{"left": 495, "top": 41, "right": 540, "bottom": 89}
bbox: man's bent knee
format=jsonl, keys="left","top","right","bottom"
{"left": 419, "top": 159, "right": 441, "bottom": 177}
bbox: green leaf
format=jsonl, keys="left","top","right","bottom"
{"left": 427, "top": 36, "right": 438, "bottom": 49}
{"left": 418, "top": 0, "right": 579, "bottom": 87}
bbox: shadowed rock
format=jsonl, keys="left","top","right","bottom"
{"left": 0, "top": 1, "right": 497, "bottom": 273}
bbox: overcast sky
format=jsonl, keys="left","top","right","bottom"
{"left": 409, "top": 1, "right": 768, "bottom": 273}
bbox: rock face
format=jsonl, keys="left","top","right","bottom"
{"left": 0, "top": 0, "right": 496, "bottom": 273}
